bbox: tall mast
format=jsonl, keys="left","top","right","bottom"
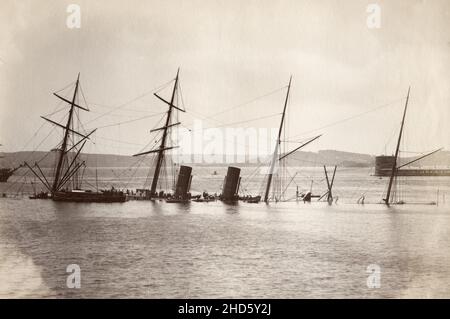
{"left": 52, "top": 73, "right": 80, "bottom": 192}
{"left": 150, "top": 69, "right": 180, "bottom": 196}
{"left": 384, "top": 87, "right": 410, "bottom": 205}
{"left": 264, "top": 76, "right": 291, "bottom": 203}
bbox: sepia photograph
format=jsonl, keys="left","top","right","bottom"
{"left": 0, "top": 0, "right": 449, "bottom": 306}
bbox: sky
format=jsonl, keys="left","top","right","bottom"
{"left": 0, "top": 0, "right": 449, "bottom": 157}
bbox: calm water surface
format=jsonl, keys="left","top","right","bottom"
{"left": 1, "top": 199, "right": 450, "bottom": 298}
{"left": 1, "top": 168, "right": 450, "bottom": 298}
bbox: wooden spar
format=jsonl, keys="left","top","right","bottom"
{"left": 328, "top": 165, "right": 337, "bottom": 203}
{"left": 65, "top": 129, "right": 97, "bottom": 154}
{"left": 279, "top": 134, "right": 322, "bottom": 161}
{"left": 133, "top": 146, "right": 179, "bottom": 157}
{"left": 56, "top": 141, "right": 87, "bottom": 190}
{"left": 322, "top": 165, "right": 337, "bottom": 203}
{"left": 384, "top": 87, "right": 410, "bottom": 205}
{"left": 53, "top": 93, "right": 89, "bottom": 111}
{"left": 324, "top": 166, "right": 331, "bottom": 200}
{"left": 396, "top": 148, "right": 443, "bottom": 170}
{"left": 58, "top": 161, "right": 86, "bottom": 189}
{"left": 52, "top": 73, "right": 80, "bottom": 192}
{"left": 150, "top": 68, "right": 180, "bottom": 196}
{"left": 41, "top": 116, "right": 92, "bottom": 139}
{"left": 95, "top": 167, "right": 99, "bottom": 192}
{"left": 280, "top": 172, "right": 298, "bottom": 198}
{"left": 150, "top": 122, "right": 180, "bottom": 133}
{"left": 24, "top": 162, "right": 52, "bottom": 191}
{"left": 24, "top": 75, "right": 97, "bottom": 196}
{"left": 264, "top": 76, "right": 291, "bottom": 203}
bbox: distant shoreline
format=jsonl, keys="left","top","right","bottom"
{"left": 1, "top": 149, "right": 449, "bottom": 169}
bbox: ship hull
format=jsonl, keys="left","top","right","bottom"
{"left": 375, "top": 156, "right": 450, "bottom": 176}
{"left": 52, "top": 190, "right": 127, "bottom": 203}
{"left": 375, "top": 168, "right": 450, "bottom": 177}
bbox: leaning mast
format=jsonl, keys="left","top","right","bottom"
{"left": 52, "top": 73, "right": 80, "bottom": 192}
{"left": 25, "top": 73, "right": 96, "bottom": 194}
{"left": 384, "top": 87, "right": 410, "bottom": 205}
{"left": 264, "top": 76, "right": 291, "bottom": 203}
{"left": 133, "top": 69, "right": 184, "bottom": 197}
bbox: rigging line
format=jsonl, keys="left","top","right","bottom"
{"left": 91, "top": 112, "right": 166, "bottom": 129}
{"left": 400, "top": 150, "right": 440, "bottom": 155}
{"left": 16, "top": 122, "right": 46, "bottom": 154}
{"left": 207, "top": 112, "right": 283, "bottom": 129}
{"left": 79, "top": 83, "right": 91, "bottom": 112}
{"left": 169, "top": 97, "right": 285, "bottom": 164}
{"left": 3, "top": 166, "right": 32, "bottom": 194}
{"left": 289, "top": 97, "right": 406, "bottom": 139}
{"left": 154, "top": 78, "right": 176, "bottom": 94}
{"left": 177, "top": 81, "right": 186, "bottom": 112}
{"left": 143, "top": 155, "right": 158, "bottom": 189}
{"left": 86, "top": 102, "right": 165, "bottom": 114}
{"left": 23, "top": 126, "right": 58, "bottom": 165}
{"left": 88, "top": 110, "right": 156, "bottom": 118}
{"left": 15, "top": 100, "right": 68, "bottom": 158}
{"left": 116, "top": 156, "right": 148, "bottom": 188}
{"left": 240, "top": 154, "right": 273, "bottom": 193}
{"left": 202, "top": 85, "right": 287, "bottom": 121}
{"left": 133, "top": 131, "right": 164, "bottom": 157}
{"left": 54, "top": 80, "right": 76, "bottom": 94}
{"left": 133, "top": 111, "right": 176, "bottom": 154}
{"left": 85, "top": 79, "right": 175, "bottom": 125}
{"left": 73, "top": 108, "right": 86, "bottom": 136}
{"left": 180, "top": 107, "right": 276, "bottom": 154}
{"left": 179, "top": 117, "right": 281, "bottom": 168}
{"left": 96, "top": 136, "right": 146, "bottom": 146}
{"left": 150, "top": 113, "right": 166, "bottom": 133}
{"left": 43, "top": 105, "right": 67, "bottom": 118}
{"left": 184, "top": 112, "right": 282, "bottom": 132}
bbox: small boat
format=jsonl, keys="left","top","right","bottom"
{"left": 247, "top": 198, "right": 260, "bottom": 204}
{"left": 243, "top": 195, "right": 261, "bottom": 203}
{"left": 29, "top": 192, "right": 50, "bottom": 200}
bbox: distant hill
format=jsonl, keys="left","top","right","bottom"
{"left": 1, "top": 149, "right": 449, "bottom": 168}
{"left": 0, "top": 151, "right": 141, "bottom": 168}
{"left": 285, "top": 149, "right": 374, "bottom": 167}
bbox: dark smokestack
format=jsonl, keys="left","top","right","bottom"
{"left": 222, "top": 166, "right": 241, "bottom": 201}
{"left": 174, "top": 165, "right": 192, "bottom": 199}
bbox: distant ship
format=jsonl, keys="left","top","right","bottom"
{"left": 0, "top": 145, "right": 20, "bottom": 182}
{"left": 25, "top": 74, "right": 127, "bottom": 203}
{"left": 0, "top": 167, "right": 15, "bottom": 183}
{"left": 375, "top": 155, "right": 450, "bottom": 176}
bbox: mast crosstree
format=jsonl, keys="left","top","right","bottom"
{"left": 263, "top": 77, "right": 321, "bottom": 203}
{"left": 25, "top": 74, "right": 96, "bottom": 194}
{"left": 133, "top": 69, "right": 185, "bottom": 197}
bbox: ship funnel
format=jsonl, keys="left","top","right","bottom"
{"left": 174, "top": 165, "right": 192, "bottom": 199}
{"left": 221, "top": 166, "right": 241, "bottom": 201}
